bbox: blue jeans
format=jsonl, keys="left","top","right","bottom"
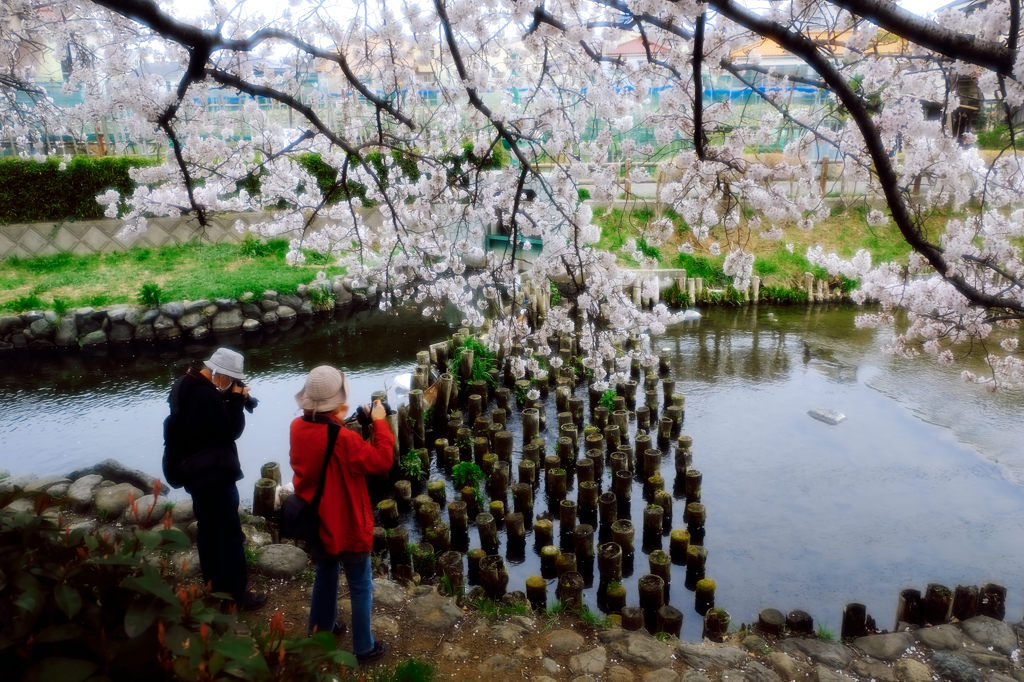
{"left": 309, "top": 552, "right": 375, "bottom": 656}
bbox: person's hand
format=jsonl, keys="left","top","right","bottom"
{"left": 369, "top": 399, "right": 386, "bottom": 421}
{"left": 232, "top": 382, "right": 249, "bottom": 398}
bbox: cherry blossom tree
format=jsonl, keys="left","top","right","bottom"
{"left": 2, "top": 0, "right": 1023, "bottom": 387}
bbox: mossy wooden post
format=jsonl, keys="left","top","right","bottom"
{"left": 695, "top": 577, "right": 716, "bottom": 614}
{"left": 577, "top": 481, "right": 599, "bottom": 520}
{"left": 613, "top": 469, "right": 632, "bottom": 503}
{"left": 433, "top": 436, "right": 449, "bottom": 460}
{"left": 665, "top": 404, "right": 684, "bottom": 435}
{"left": 476, "top": 512, "right": 499, "bottom": 552}
{"left": 622, "top": 606, "right": 645, "bottom": 631}
{"left": 512, "top": 482, "right": 533, "bottom": 516}
{"left": 518, "top": 459, "right": 537, "bottom": 487}
{"left": 669, "top": 529, "right": 690, "bottom": 564}
{"left": 642, "top": 448, "right": 662, "bottom": 482}
{"left": 448, "top": 499, "right": 469, "bottom": 534}
{"left": 685, "top": 502, "right": 706, "bottom": 545}
{"left": 654, "top": 490, "right": 673, "bottom": 532}
{"left": 393, "top": 563, "right": 415, "bottom": 586}
{"left": 924, "top": 583, "right": 952, "bottom": 625}
{"left": 594, "top": 405, "right": 610, "bottom": 429}
{"left": 643, "top": 505, "right": 664, "bottom": 537}
{"left": 980, "top": 583, "right": 1006, "bottom": 620}
{"left": 555, "top": 552, "right": 577, "bottom": 577}
{"left": 456, "top": 426, "right": 473, "bottom": 460}
{"left": 260, "top": 462, "right": 282, "bottom": 485}
{"left": 598, "top": 541, "right": 623, "bottom": 583}
{"left": 480, "top": 554, "right": 509, "bottom": 600}
{"left": 547, "top": 467, "right": 567, "bottom": 499}
{"left": 841, "top": 602, "right": 868, "bottom": 640}
{"left": 540, "top": 544, "right": 560, "bottom": 578}
{"left": 252, "top": 478, "right": 277, "bottom": 521}
{"left": 425, "top": 522, "right": 450, "bottom": 553}
{"left": 458, "top": 347, "right": 474, "bottom": 387}
{"left": 612, "top": 409, "right": 629, "bottom": 436}
{"left": 427, "top": 478, "right": 446, "bottom": 506}
{"left": 599, "top": 492, "right": 618, "bottom": 528}
{"left": 645, "top": 389, "right": 659, "bottom": 421}
{"left": 757, "top": 608, "right": 786, "bottom": 636}
{"left": 412, "top": 542, "right": 436, "bottom": 580}
{"left": 574, "top": 523, "right": 595, "bottom": 564}
{"left": 534, "top": 518, "right": 554, "bottom": 549}
{"left": 494, "top": 430, "right": 514, "bottom": 463}
{"left": 494, "top": 387, "right": 510, "bottom": 412}
{"left": 417, "top": 500, "right": 441, "bottom": 530}
{"left": 685, "top": 469, "right": 702, "bottom": 500}
{"left": 555, "top": 385, "right": 571, "bottom": 414}
{"left": 373, "top": 526, "right": 388, "bottom": 555}
{"left": 559, "top": 422, "right": 578, "bottom": 454}
{"left": 473, "top": 415, "right": 492, "bottom": 439}
{"left": 569, "top": 396, "right": 585, "bottom": 430}
{"left": 522, "top": 407, "right": 540, "bottom": 443}
{"left": 648, "top": 549, "right": 671, "bottom": 588}
{"left": 611, "top": 519, "right": 635, "bottom": 554}
{"left": 559, "top": 498, "right": 578, "bottom": 536}
{"left": 644, "top": 474, "right": 665, "bottom": 503}
{"left": 556, "top": 436, "right": 575, "bottom": 468}
{"left": 787, "top": 610, "right": 814, "bottom": 635}
{"left": 636, "top": 405, "right": 651, "bottom": 431}
{"left": 609, "top": 451, "right": 628, "bottom": 475}
{"left": 438, "top": 550, "right": 464, "bottom": 596}
{"left": 703, "top": 608, "right": 730, "bottom": 643}
{"left": 657, "top": 416, "right": 674, "bottom": 445}
{"left": 505, "top": 511, "right": 526, "bottom": 545}
{"left": 526, "top": 575, "right": 548, "bottom": 610}
{"left": 393, "top": 479, "right": 412, "bottom": 507}
{"left": 685, "top": 544, "right": 707, "bottom": 589}
{"left": 576, "top": 457, "right": 595, "bottom": 484}
{"left": 657, "top": 605, "right": 683, "bottom": 637}
{"left": 605, "top": 582, "right": 628, "bottom": 614}
{"left": 490, "top": 407, "right": 507, "bottom": 430}
{"left": 473, "top": 436, "right": 489, "bottom": 464}
{"left": 896, "top": 588, "right": 924, "bottom": 627}
{"left": 443, "top": 444, "right": 461, "bottom": 469}
{"left": 489, "top": 462, "right": 509, "bottom": 502}
{"left": 377, "top": 498, "right": 400, "bottom": 529}
{"left": 624, "top": 379, "right": 638, "bottom": 411}
{"left": 408, "top": 388, "right": 426, "bottom": 448}
{"left": 603, "top": 424, "right": 621, "bottom": 455}
{"left": 556, "top": 571, "right": 585, "bottom": 609}
{"left": 638, "top": 574, "right": 665, "bottom": 632}
{"left": 488, "top": 501, "right": 505, "bottom": 526}
{"left": 387, "top": 525, "right": 410, "bottom": 567}
{"left": 466, "top": 547, "right": 486, "bottom": 585}
{"left": 467, "top": 393, "right": 483, "bottom": 425}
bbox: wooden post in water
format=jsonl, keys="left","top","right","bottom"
{"left": 657, "top": 605, "right": 683, "bottom": 637}
{"left": 526, "top": 575, "right": 547, "bottom": 610}
{"left": 897, "top": 588, "right": 924, "bottom": 627}
{"left": 787, "top": 610, "right": 814, "bottom": 635}
{"left": 621, "top": 606, "right": 645, "bottom": 631}
{"left": 599, "top": 492, "right": 618, "bottom": 528}
{"left": 252, "top": 478, "right": 277, "bottom": 520}
{"left": 669, "top": 529, "right": 690, "bottom": 564}
{"left": 695, "top": 577, "right": 716, "bottom": 614}
{"left": 556, "top": 571, "right": 585, "bottom": 609}
{"left": 841, "top": 602, "right": 868, "bottom": 640}
{"left": 924, "top": 583, "right": 953, "bottom": 625}
{"left": 638, "top": 574, "right": 665, "bottom": 632}
{"left": 980, "top": 583, "right": 1006, "bottom": 620}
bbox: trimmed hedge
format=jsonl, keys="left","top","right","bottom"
{"left": 0, "top": 156, "right": 157, "bottom": 224}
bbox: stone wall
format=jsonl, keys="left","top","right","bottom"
{"left": 0, "top": 275, "right": 373, "bottom": 352}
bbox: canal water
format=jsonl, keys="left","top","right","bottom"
{"left": 1, "top": 304, "right": 1022, "bottom": 641}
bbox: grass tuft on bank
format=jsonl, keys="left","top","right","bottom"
{"left": 0, "top": 236, "right": 343, "bottom": 314}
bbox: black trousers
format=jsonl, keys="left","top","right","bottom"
{"left": 190, "top": 480, "right": 247, "bottom": 599}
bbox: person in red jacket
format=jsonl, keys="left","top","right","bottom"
{"left": 289, "top": 365, "right": 393, "bottom": 664}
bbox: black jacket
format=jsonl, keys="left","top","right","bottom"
{"left": 166, "top": 368, "right": 246, "bottom": 490}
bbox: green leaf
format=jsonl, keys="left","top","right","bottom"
{"left": 15, "top": 585, "right": 43, "bottom": 614}
{"left": 54, "top": 583, "right": 83, "bottom": 619}
{"left": 124, "top": 601, "right": 158, "bottom": 638}
{"left": 133, "top": 528, "right": 162, "bottom": 553}
{"left": 35, "top": 623, "right": 86, "bottom": 643}
{"left": 215, "top": 634, "right": 271, "bottom": 681}
{"left": 158, "top": 527, "right": 192, "bottom": 552}
{"left": 120, "top": 567, "right": 178, "bottom": 605}
{"left": 163, "top": 623, "right": 193, "bottom": 657}
{"left": 23, "top": 657, "right": 99, "bottom": 682}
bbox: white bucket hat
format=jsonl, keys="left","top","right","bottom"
{"left": 296, "top": 365, "right": 349, "bottom": 413}
{"left": 204, "top": 347, "right": 245, "bottom": 380}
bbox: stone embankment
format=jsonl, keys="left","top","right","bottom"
{"left": 3, "top": 461, "right": 1023, "bottom": 681}
{"left": 0, "top": 275, "right": 369, "bottom": 352}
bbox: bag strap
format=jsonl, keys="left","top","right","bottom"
{"left": 309, "top": 421, "right": 341, "bottom": 513}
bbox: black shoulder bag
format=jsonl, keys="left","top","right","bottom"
{"left": 281, "top": 419, "right": 342, "bottom": 547}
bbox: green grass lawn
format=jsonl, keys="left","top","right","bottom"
{"left": 0, "top": 237, "right": 343, "bottom": 314}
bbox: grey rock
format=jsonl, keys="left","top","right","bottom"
{"left": 276, "top": 305, "right": 297, "bottom": 320}
{"left": 43, "top": 310, "right": 57, "bottom": 323}
{"left": 178, "top": 312, "right": 204, "bottom": 331}
{"left": 808, "top": 408, "right": 845, "bottom": 425}
{"left": 766, "top": 651, "right": 808, "bottom": 680}
{"left": 21, "top": 310, "right": 43, "bottom": 323}
{"left": 604, "top": 632, "right": 673, "bottom": 667}
{"left": 440, "top": 642, "right": 470, "bottom": 660}
{"left": 779, "top": 638, "right": 853, "bottom": 669}
{"left": 212, "top": 308, "right": 245, "bottom": 332}
{"left": 607, "top": 665, "right": 635, "bottom": 681}
{"left": 540, "top": 658, "right": 561, "bottom": 676}
{"left": 160, "top": 301, "right": 185, "bottom": 318}
{"left": 677, "top": 641, "right": 748, "bottom": 670}
{"left": 931, "top": 651, "right": 985, "bottom": 682}
{"left": 984, "top": 674, "right": 1018, "bottom": 682}
{"left": 122, "top": 494, "right": 172, "bottom": 526}
{"left": 262, "top": 290, "right": 278, "bottom": 300}
{"left": 406, "top": 591, "right": 463, "bottom": 630}
{"left": 184, "top": 299, "right": 210, "bottom": 314}
{"left": 743, "top": 634, "right": 771, "bottom": 654}
{"left": 548, "top": 628, "right": 587, "bottom": 654}
{"left": 55, "top": 316, "right": 78, "bottom": 346}
{"left": 917, "top": 623, "right": 965, "bottom": 650}
{"left": 3, "top": 498, "right": 35, "bottom": 516}
{"left": 135, "top": 323, "right": 155, "bottom": 341}
{"left": 478, "top": 654, "right": 518, "bottom": 675}
{"left": 11, "top": 332, "right": 28, "bottom": 349}
{"left": 47, "top": 482, "right": 70, "bottom": 499}
{"left": 814, "top": 664, "right": 857, "bottom": 682}
{"left": 94, "top": 482, "right": 145, "bottom": 518}
{"left": 75, "top": 308, "right": 104, "bottom": 334}
{"left": 510, "top": 615, "right": 536, "bottom": 631}
{"left": 533, "top": 677, "right": 558, "bottom": 682}
{"left": 109, "top": 321, "right": 134, "bottom": 343}
{"left": 215, "top": 298, "right": 236, "bottom": 309}
{"left": 240, "top": 302, "right": 262, "bottom": 318}
{"left": 106, "top": 305, "right": 131, "bottom": 322}
{"left": 641, "top": 669, "right": 678, "bottom": 682}
{"left": 153, "top": 314, "right": 177, "bottom": 332}
{"left": 79, "top": 329, "right": 108, "bottom": 346}
{"left": 124, "top": 307, "right": 141, "bottom": 326}
{"left": 242, "top": 526, "right": 273, "bottom": 547}
{"left": 515, "top": 645, "right": 543, "bottom": 661}
{"left": 170, "top": 498, "right": 195, "bottom": 523}
{"left": 155, "top": 322, "right": 181, "bottom": 341}
{"left": 850, "top": 657, "right": 895, "bottom": 681}
{"left": 140, "top": 308, "right": 160, "bottom": 324}
{"left": 67, "top": 475, "right": 104, "bottom": 511}
{"left": 894, "top": 658, "right": 932, "bottom": 682}
{"left": 23, "top": 475, "right": 71, "bottom": 494}
{"left": 242, "top": 318, "right": 261, "bottom": 332}
{"left": 681, "top": 673, "right": 712, "bottom": 682}
{"left": 189, "top": 325, "right": 209, "bottom": 340}
{"left": 333, "top": 281, "right": 353, "bottom": 304}
{"left": 261, "top": 311, "right": 279, "bottom": 326}
{"left": 260, "top": 298, "right": 280, "bottom": 312}
{"left": 0, "top": 315, "right": 23, "bottom": 335}
{"left": 256, "top": 543, "right": 309, "bottom": 578}
{"left": 372, "top": 579, "right": 407, "bottom": 607}
{"left": 741, "top": 660, "right": 783, "bottom": 682}
{"left": 28, "top": 337, "right": 55, "bottom": 349}
{"left": 171, "top": 549, "right": 202, "bottom": 578}
{"left": 569, "top": 646, "right": 607, "bottom": 675}
{"left": 67, "top": 518, "right": 99, "bottom": 534}
{"left": 853, "top": 631, "right": 913, "bottom": 660}
{"left": 961, "top": 615, "right": 1018, "bottom": 654}
{"left": 278, "top": 294, "right": 302, "bottom": 309}
{"left": 69, "top": 458, "right": 159, "bottom": 493}
{"left": 491, "top": 622, "right": 528, "bottom": 643}
{"left": 29, "top": 317, "right": 53, "bottom": 338}
{"left": 961, "top": 648, "right": 1011, "bottom": 671}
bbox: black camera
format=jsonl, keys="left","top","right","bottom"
{"left": 352, "top": 400, "right": 394, "bottom": 427}
{"left": 233, "top": 379, "right": 259, "bottom": 414}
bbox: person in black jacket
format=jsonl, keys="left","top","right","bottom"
{"left": 165, "top": 347, "right": 265, "bottom": 610}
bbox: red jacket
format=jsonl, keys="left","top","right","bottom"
{"left": 289, "top": 416, "right": 394, "bottom": 554}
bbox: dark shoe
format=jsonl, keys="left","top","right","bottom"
{"left": 332, "top": 621, "right": 347, "bottom": 636}
{"left": 237, "top": 590, "right": 267, "bottom": 611}
{"left": 356, "top": 641, "right": 386, "bottom": 664}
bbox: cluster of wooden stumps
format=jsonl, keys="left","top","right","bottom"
{"left": 357, "top": 326, "right": 732, "bottom": 641}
